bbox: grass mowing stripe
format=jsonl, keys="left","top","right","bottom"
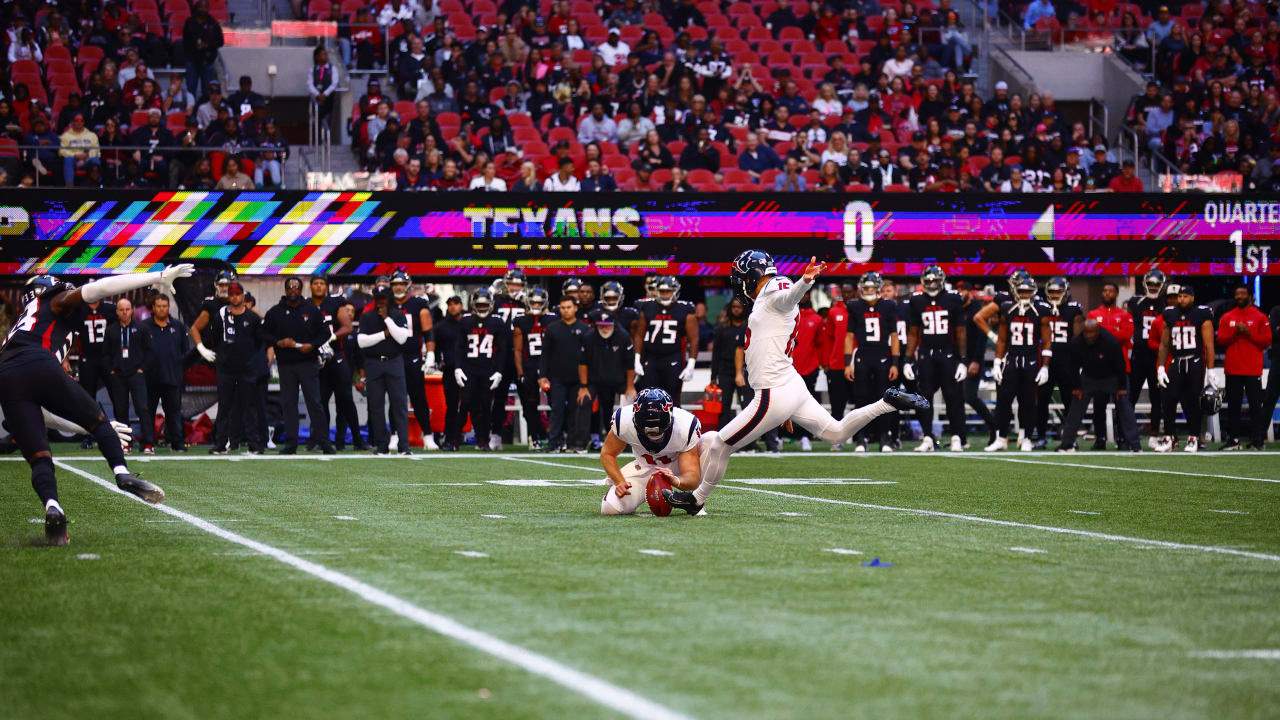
{"left": 51, "top": 460, "right": 694, "bottom": 720}
{"left": 719, "top": 485, "right": 1280, "bottom": 563}
{"left": 949, "top": 454, "right": 1280, "bottom": 484}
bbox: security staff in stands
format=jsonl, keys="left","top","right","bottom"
{"left": 1056, "top": 319, "right": 1141, "bottom": 452}
{"left": 433, "top": 295, "right": 465, "bottom": 451}
{"left": 389, "top": 270, "right": 438, "bottom": 450}
{"left": 540, "top": 294, "right": 590, "bottom": 452}
{"left": 264, "top": 277, "right": 335, "bottom": 454}
{"left": 357, "top": 283, "right": 413, "bottom": 455}
{"left": 577, "top": 311, "right": 637, "bottom": 444}
{"left": 105, "top": 298, "right": 154, "bottom": 453}
{"left": 454, "top": 288, "right": 508, "bottom": 452}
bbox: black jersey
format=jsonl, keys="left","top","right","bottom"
{"left": 208, "top": 304, "right": 266, "bottom": 372}
{"left": 1162, "top": 304, "right": 1212, "bottom": 360}
{"left": 1044, "top": 300, "right": 1084, "bottom": 351}
{"left": 908, "top": 291, "right": 965, "bottom": 351}
{"left": 1126, "top": 295, "right": 1164, "bottom": 357}
{"left": 492, "top": 294, "right": 526, "bottom": 325}
{"left": 637, "top": 298, "right": 694, "bottom": 357}
{"left": 1, "top": 291, "right": 78, "bottom": 364}
{"left": 999, "top": 299, "right": 1049, "bottom": 360}
{"left": 455, "top": 313, "right": 509, "bottom": 376}
{"left": 391, "top": 295, "right": 431, "bottom": 357}
{"left": 199, "top": 295, "right": 229, "bottom": 349}
{"left": 845, "top": 298, "right": 898, "bottom": 355}
{"left": 76, "top": 300, "right": 116, "bottom": 361}
{"left": 512, "top": 311, "right": 556, "bottom": 373}
{"left": 312, "top": 295, "right": 349, "bottom": 353}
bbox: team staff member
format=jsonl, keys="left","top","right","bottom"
{"left": 1155, "top": 282, "right": 1217, "bottom": 453}
{"left": 207, "top": 283, "right": 266, "bottom": 454}
{"left": 105, "top": 298, "right": 155, "bottom": 453}
{"left": 434, "top": 295, "right": 466, "bottom": 451}
{"left": 309, "top": 276, "right": 363, "bottom": 451}
{"left": 263, "top": 277, "right": 335, "bottom": 454}
{"left": 817, "top": 288, "right": 850, "bottom": 450}
{"left": 141, "top": 294, "right": 188, "bottom": 451}
{"left": 1215, "top": 285, "right": 1272, "bottom": 450}
{"left": 1127, "top": 269, "right": 1168, "bottom": 443}
{"left": 986, "top": 272, "right": 1051, "bottom": 453}
{"left": 1086, "top": 281, "right": 1134, "bottom": 449}
{"left": 243, "top": 293, "right": 274, "bottom": 451}
{"left": 845, "top": 272, "right": 902, "bottom": 453}
{"left": 956, "top": 281, "right": 998, "bottom": 445}
{"left": 75, "top": 296, "right": 116, "bottom": 447}
{"left": 357, "top": 284, "right": 412, "bottom": 455}
{"left": 389, "top": 271, "right": 438, "bottom": 450}
{"left": 540, "top": 295, "right": 589, "bottom": 452}
{"left": 634, "top": 277, "right": 698, "bottom": 403}
{"left": 577, "top": 311, "right": 637, "bottom": 442}
{"left": 588, "top": 281, "right": 640, "bottom": 339}
{"left": 904, "top": 265, "right": 969, "bottom": 452}
{"left": 790, "top": 291, "right": 824, "bottom": 451}
{"left": 513, "top": 288, "right": 554, "bottom": 450}
{"left": 1034, "top": 276, "right": 1084, "bottom": 448}
{"left": 1056, "top": 320, "right": 1141, "bottom": 452}
{"left": 454, "top": 289, "right": 508, "bottom": 452}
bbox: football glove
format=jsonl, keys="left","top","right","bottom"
{"left": 488, "top": 371, "right": 503, "bottom": 390}
{"left": 679, "top": 358, "right": 695, "bottom": 382}
{"left": 110, "top": 421, "right": 133, "bottom": 452}
{"left": 986, "top": 330, "right": 999, "bottom": 345}
{"left": 196, "top": 342, "right": 217, "bottom": 363}
{"left": 992, "top": 357, "right": 1006, "bottom": 384}
{"left": 454, "top": 368, "right": 468, "bottom": 386}
{"left": 1035, "top": 365, "right": 1049, "bottom": 386}
{"left": 1156, "top": 365, "right": 1169, "bottom": 388}
{"left": 318, "top": 343, "right": 334, "bottom": 363}
{"left": 423, "top": 350, "right": 437, "bottom": 375}
{"left": 953, "top": 362, "right": 967, "bottom": 383}
{"left": 633, "top": 355, "right": 645, "bottom": 377}
{"left": 902, "top": 362, "right": 915, "bottom": 381}
{"left": 153, "top": 263, "right": 196, "bottom": 295}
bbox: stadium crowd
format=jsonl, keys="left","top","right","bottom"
{"left": 30, "top": 268, "right": 1279, "bottom": 458}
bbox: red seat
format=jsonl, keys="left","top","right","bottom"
{"left": 847, "top": 182, "right": 871, "bottom": 192}
{"left": 652, "top": 168, "right": 672, "bottom": 184}
{"left": 507, "top": 112, "right": 532, "bottom": 128}
{"left": 548, "top": 126, "right": 576, "bottom": 143}
{"left": 822, "top": 39, "right": 847, "bottom": 54}
{"left": 436, "top": 111, "right": 460, "bottom": 126}
{"left": 11, "top": 59, "right": 40, "bottom": 76}
{"left": 44, "top": 45, "right": 73, "bottom": 66}
{"left": 722, "top": 168, "right": 751, "bottom": 184}
{"left": 394, "top": 100, "right": 416, "bottom": 119}
{"left": 0, "top": 137, "right": 19, "bottom": 158}
{"left": 735, "top": 13, "right": 763, "bottom": 28}
{"left": 1004, "top": 154, "right": 1022, "bottom": 166}
{"left": 604, "top": 153, "right": 630, "bottom": 170}
{"left": 688, "top": 168, "right": 716, "bottom": 185}
{"left": 778, "top": 26, "right": 805, "bottom": 40}
{"left": 884, "top": 183, "right": 911, "bottom": 192}
{"left": 166, "top": 113, "right": 187, "bottom": 132}
{"left": 668, "top": 140, "right": 686, "bottom": 156}
{"left": 514, "top": 128, "right": 542, "bottom": 143}
{"left": 131, "top": 110, "right": 152, "bottom": 127}
{"left": 746, "top": 27, "right": 771, "bottom": 42}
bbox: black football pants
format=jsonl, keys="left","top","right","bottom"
{"left": 1129, "top": 354, "right": 1163, "bottom": 436}
{"left": 852, "top": 353, "right": 895, "bottom": 444}
{"left": 279, "top": 360, "right": 333, "bottom": 452}
{"left": 994, "top": 356, "right": 1038, "bottom": 439}
{"left": 639, "top": 353, "right": 683, "bottom": 405}
{"left": 916, "top": 349, "right": 966, "bottom": 442}
{"left": 214, "top": 369, "right": 261, "bottom": 452}
{"left": 319, "top": 355, "right": 361, "bottom": 447}
{"left": 1223, "top": 374, "right": 1265, "bottom": 447}
{"left": 404, "top": 355, "right": 433, "bottom": 441}
{"left": 109, "top": 371, "right": 155, "bottom": 446}
{"left": 1035, "top": 359, "right": 1078, "bottom": 439}
{"left": 517, "top": 372, "right": 547, "bottom": 442}
{"left": 1162, "top": 356, "right": 1204, "bottom": 439}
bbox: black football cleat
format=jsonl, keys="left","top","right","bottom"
{"left": 883, "top": 388, "right": 930, "bottom": 412}
{"left": 45, "top": 504, "right": 69, "bottom": 546}
{"left": 661, "top": 488, "right": 704, "bottom": 516}
{"left": 116, "top": 472, "right": 166, "bottom": 504}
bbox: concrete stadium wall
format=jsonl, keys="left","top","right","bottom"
{"left": 991, "top": 50, "right": 1147, "bottom": 143}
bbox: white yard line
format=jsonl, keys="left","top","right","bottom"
{"left": 52, "top": 460, "right": 693, "bottom": 720}
{"left": 947, "top": 454, "right": 1280, "bottom": 484}
{"left": 718, "top": 485, "right": 1280, "bottom": 563}
{"left": 1188, "top": 650, "right": 1280, "bottom": 659}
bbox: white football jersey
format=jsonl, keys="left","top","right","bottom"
{"left": 745, "top": 274, "right": 808, "bottom": 389}
{"left": 611, "top": 405, "right": 701, "bottom": 468}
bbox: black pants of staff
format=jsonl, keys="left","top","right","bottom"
{"left": 79, "top": 357, "right": 112, "bottom": 415}
{"left": 1162, "top": 356, "right": 1204, "bottom": 440}
{"left": 640, "top": 353, "right": 684, "bottom": 405}
{"left": 366, "top": 356, "right": 409, "bottom": 453}
{"left": 576, "top": 383, "right": 624, "bottom": 442}
{"left": 319, "top": 355, "right": 362, "bottom": 448}
{"left": 715, "top": 373, "right": 776, "bottom": 451}
{"left": 278, "top": 360, "right": 333, "bottom": 452}
{"left": 1059, "top": 375, "right": 1140, "bottom": 449}
{"left": 916, "top": 349, "right": 967, "bottom": 443}
{"left": 547, "top": 379, "right": 587, "bottom": 449}
{"left": 403, "top": 355, "right": 433, "bottom": 444}
{"left": 147, "top": 380, "right": 185, "bottom": 449}
{"left": 517, "top": 372, "right": 547, "bottom": 442}
{"left": 963, "top": 373, "right": 998, "bottom": 441}
{"left": 461, "top": 377, "right": 495, "bottom": 448}
{"left": 994, "top": 357, "right": 1038, "bottom": 440}
{"left": 442, "top": 366, "right": 463, "bottom": 447}
{"left": 1035, "top": 359, "right": 1078, "bottom": 440}
{"left": 214, "top": 369, "right": 261, "bottom": 452}
{"left": 826, "top": 368, "right": 850, "bottom": 419}
{"left": 1264, "top": 367, "right": 1280, "bottom": 444}
{"left": 109, "top": 371, "right": 155, "bottom": 447}
{"left": 852, "top": 353, "right": 895, "bottom": 445}
{"left": 1129, "top": 355, "right": 1163, "bottom": 436}
{"left": 490, "top": 364, "right": 517, "bottom": 443}
{"left": 1223, "top": 374, "right": 1266, "bottom": 447}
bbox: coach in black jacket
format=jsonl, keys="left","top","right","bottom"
{"left": 539, "top": 296, "right": 589, "bottom": 452}
{"left": 1057, "top": 320, "right": 1141, "bottom": 452}
{"left": 576, "top": 311, "right": 636, "bottom": 442}
{"left": 106, "top": 298, "right": 155, "bottom": 451}
{"left": 141, "top": 294, "right": 189, "bottom": 450}
{"left": 263, "top": 277, "right": 334, "bottom": 454}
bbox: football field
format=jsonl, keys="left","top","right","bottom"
{"left": 2, "top": 447, "right": 1278, "bottom": 719}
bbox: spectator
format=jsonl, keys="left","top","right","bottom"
{"left": 635, "top": 129, "right": 675, "bottom": 168}
{"left": 738, "top": 132, "right": 782, "bottom": 180}
{"left": 1000, "top": 166, "right": 1035, "bottom": 192}
{"left": 308, "top": 47, "right": 340, "bottom": 122}
{"left": 24, "top": 115, "right": 61, "bottom": 182}
{"left": 1023, "top": 0, "right": 1055, "bottom": 30}
{"left": 597, "top": 28, "right": 631, "bottom": 66}
{"left": 141, "top": 294, "right": 188, "bottom": 452}
{"left": 694, "top": 38, "right": 733, "bottom": 101}
{"left": 255, "top": 120, "right": 288, "bottom": 188}
{"left": 227, "top": 76, "right": 267, "bottom": 121}
{"left": 1146, "top": 5, "right": 1174, "bottom": 47}
{"left": 663, "top": 166, "right": 696, "bottom": 191}
{"left": 216, "top": 157, "right": 254, "bottom": 189}
{"left": 106, "top": 298, "right": 155, "bottom": 453}
{"left": 608, "top": 0, "right": 643, "bottom": 26}
{"left": 626, "top": 162, "right": 657, "bottom": 190}
{"left": 678, "top": 127, "right": 720, "bottom": 173}
{"left": 617, "top": 102, "right": 655, "bottom": 151}
{"left": 513, "top": 161, "right": 542, "bottom": 191}
{"left": 59, "top": 113, "right": 100, "bottom": 187}
{"left": 774, "top": 156, "right": 807, "bottom": 191}
{"left": 581, "top": 158, "right": 617, "bottom": 191}
{"left": 766, "top": 0, "right": 800, "bottom": 37}
{"left": 162, "top": 75, "right": 196, "bottom": 118}
{"left": 1216, "top": 285, "right": 1272, "bottom": 450}
{"left": 883, "top": 45, "right": 915, "bottom": 81}
{"left": 1089, "top": 145, "right": 1119, "bottom": 187}
{"left": 183, "top": 1, "right": 224, "bottom": 97}
{"left": 195, "top": 81, "right": 225, "bottom": 129}
{"left": 813, "top": 83, "right": 845, "bottom": 119}
{"left": 578, "top": 102, "right": 619, "bottom": 144}
{"left": 469, "top": 159, "right": 508, "bottom": 190}
{"left": 1108, "top": 159, "right": 1143, "bottom": 192}
{"left": 545, "top": 157, "right": 581, "bottom": 191}
{"left": 7, "top": 27, "right": 43, "bottom": 63}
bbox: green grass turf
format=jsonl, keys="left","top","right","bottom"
{"left": 2, "top": 446, "right": 1279, "bottom": 719}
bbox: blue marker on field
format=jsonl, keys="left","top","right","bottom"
{"left": 861, "top": 558, "right": 892, "bottom": 567}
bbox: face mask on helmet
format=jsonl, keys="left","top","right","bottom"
{"left": 1144, "top": 270, "right": 1166, "bottom": 300}
{"left": 1045, "top": 278, "right": 1067, "bottom": 306}
{"left": 526, "top": 290, "right": 548, "bottom": 314}
{"left": 473, "top": 294, "right": 493, "bottom": 318}
{"left": 859, "top": 276, "right": 882, "bottom": 301}
{"left": 656, "top": 279, "right": 679, "bottom": 306}
{"left": 391, "top": 282, "right": 409, "bottom": 300}
{"left": 506, "top": 279, "right": 525, "bottom": 300}
{"left": 644, "top": 275, "right": 659, "bottom": 297}
{"left": 1015, "top": 281, "right": 1037, "bottom": 306}
{"left": 602, "top": 291, "right": 622, "bottom": 311}
{"left": 922, "top": 268, "right": 945, "bottom": 296}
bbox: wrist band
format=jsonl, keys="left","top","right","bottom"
{"left": 1041, "top": 350, "right": 1053, "bottom": 358}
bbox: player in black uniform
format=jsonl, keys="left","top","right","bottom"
{"left": 1033, "top": 276, "right": 1083, "bottom": 448}
{"left": 433, "top": 295, "right": 465, "bottom": 450}
{"left": 562, "top": 276, "right": 583, "bottom": 306}
{"left": 208, "top": 282, "right": 268, "bottom": 454}
{"left": 1154, "top": 282, "right": 1217, "bottom": 452}
{"left": 488, "top": 269, "right": 527, "bottom": 449}
{"left": 956, "top": 281, "right": 999, "bottom": 445}
{"left": 587, "top": 280, "right": 641, "bottom": 339}
{"left": 512, "top": 287, "right": 554, "bottom": 449}
{"left": 903, "top": 265, "right": 969, "bottom": 452}
{"left": 634, "top": 277, "right": 699, "bottom": 403}
{"left": 986, "top": 273, "right": 1052, "bottom": 452}
{"left": 309, "top": 275, "right": 363, "bottom": 451}
{"left": 1127, "top": 269, "right": 1167, "bottom": 444}
{"left": 75, "top": 297, "right": 117, "bottom": 448}
{"left": 389, "top": 270, "right": 438, "bottom": 450}
{"left": 0, "top": 268, "right": 189, "bottom": 544}
{"left": 1263, "top": 304, "right": 1280, "bottom": 443}
{"left": 843, "top": 272, "right": 901, "bottom": 452}
{"left": 190, "top": 269, "right": 235, "bottom": 450}
{"left": 970, "top": 269, "right": 1022, "bottom": 347}
{"left": 453, "top": 289, "right": 509, "bottom": 451}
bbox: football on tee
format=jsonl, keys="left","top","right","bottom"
{"left": 646, "top": 471, "right": 674, "bottom": 517}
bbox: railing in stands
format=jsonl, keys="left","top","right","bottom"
{"left": 1088, "top": 97, "right": 1109, "bottom": 146}
{"left": 3, "top": 143, "right": 289, "bottom": 187}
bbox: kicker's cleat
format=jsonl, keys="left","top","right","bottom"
{"left": 661, "top": 488, "right": 704, "bottom": 516}
{"left": 914, "top": 436, "right": 935, "bottom": 453}
{"left": 883, "top": 387, "right": 930, "bottom": 412}
{"left": 45, "top": 503, "right": 69, "bottom": 546}
{"left": 116, "top": 472, "right": 166, "bottom": 504}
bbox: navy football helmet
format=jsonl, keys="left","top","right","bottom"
{"left": 525, "top": 286, "right": 549, "bottom": 314}
{"left": 214, "top": 269, "right": 237, "bottom": 299}
{"left": 1201, "top": 384, "right": 1222, "bottom": 415}
{"left": 21, "top": 275, "right": 71, "bottom": 306}
{"left": 1045, "top": 276, "right": 1068, "bottom": 307}
{"left": 471, "top": 287, "right": 494, "bottom": 317}
{"left": 562, "top": 276, "right": 583, "bottom": 302}
{"left": 1143, "top": 268, "right": 1167, "bottom": 299}
{"left": 600, "top": 280, "right": 624, "bottom": 311}
{"left": 921, "top": 264, "right": 946, "bottom": 296}
{"left": 503, "top": 269, "right": 527, "bottom": 300}
{"left": 858, "top": 271, "right": 884, "bottom": 301}
{"left": 729, "top": 249, "right": 777, "bottom": 307}
{"left": 656, "top": 277, "right": 680, "bottom": 306}
{"left": 389, "top": 269, "right": 412, "bottom": 300}
{"left": 632, "top": 387, "right": 675, "bottom": 451}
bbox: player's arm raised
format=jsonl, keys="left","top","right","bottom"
{"left": 54, "top": 264, "right": 195, "bottom": 316}
{"left": 764, "top": 257, "right": 826, "bottom": 311}
{"left": 600, "top": 431, "right": 632, "bottom": 497}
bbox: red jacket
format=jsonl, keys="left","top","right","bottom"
{"left": 817, "top": 301, "right": 849, "bottom": 370}
{"left": 1216, "top": 305, "right": 1272, "bottom": 376}
{"left": 1087, "top": 305, "right": 1133, "bottom": 372}
{"left": 791, "top": 307, "right": 824, "bottom": 376}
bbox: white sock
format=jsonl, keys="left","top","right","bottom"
{"left": 835, "top": 399, "right": 893, "bottom": 440}
{"left": 45, "top": 498, "right": 63, "bottom": 513}
{"left": 112, "top": 465, "right": 128, "bottom": 476}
